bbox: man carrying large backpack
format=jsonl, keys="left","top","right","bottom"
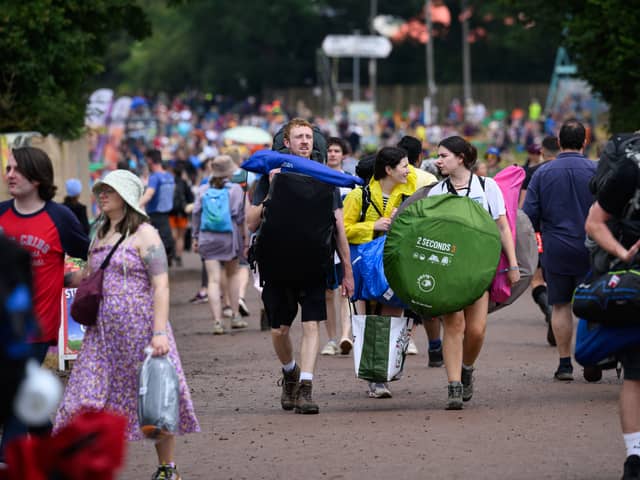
{"left": 247, "top": 118, "right": 354, "bottom": 415}
{"left": 585, "top": 132, "right": 640, "bottom": 480}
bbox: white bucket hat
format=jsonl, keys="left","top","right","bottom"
{"left": 92, "top": 169, "right": 149, "bottom": 219}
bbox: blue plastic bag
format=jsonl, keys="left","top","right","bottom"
{"left": 350, "top": 236, "right": 406, "bottom": 308}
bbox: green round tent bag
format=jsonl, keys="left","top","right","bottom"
{"left": 384, "top": 194, "right": 501, "bottom": 317}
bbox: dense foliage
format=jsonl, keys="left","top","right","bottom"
{"left": 498, "top": 0, "right": 640, "bottom": 131}
{"left": 3, "top": 0, "right": 638, "bottom": 136}
{"left": 0, "top": 0, "right": 150, "bottom": 138}
{"left": 109, "top": 0, "right": 561, "bottom": 94}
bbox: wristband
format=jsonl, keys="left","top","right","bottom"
{"left": 153, "top": 330, "right": 167, "bottom": 337}
{"left": 508, "top": 266, "right": 519, "bottom": 271}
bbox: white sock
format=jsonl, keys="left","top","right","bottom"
{"left": 462, "top": 363, "right": 474, "bottom": 371}
{"left": 624, "top": 432, "right": 640, "bottom": 457}
{"left": 300, "top": 371, "right": 313, "bottom": 382}
{"left": 282, "top": 360, "right": 296, "bottom": 372}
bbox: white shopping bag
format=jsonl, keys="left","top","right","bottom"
{"left": 352, "top": 315, "right": 411, "bottom": 382}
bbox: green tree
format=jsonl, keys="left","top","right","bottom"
{"left": 497, "top": 0, "right": 640, "bottom": 132}
{"left": 0, "top": 1, "right": 151, "bottom": 139}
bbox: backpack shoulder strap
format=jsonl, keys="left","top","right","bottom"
{"left": 359, "top": 186, "right": 370, "bottom": 222}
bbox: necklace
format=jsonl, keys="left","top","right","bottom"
{"left": 452, "top": 176, "right": 471, "bottom": 189}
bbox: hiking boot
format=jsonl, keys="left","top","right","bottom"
{"left": 278, "top": 365, "right": 300, "bottom": 411}
{"left": 461, "top": 366, "right": 474, "bottom": 402}
{"left": 230, "top": 317, "right": 248, "bottom": 329}
{"left": 546, "top": 322, "right": 557, "bottom": 346}
{"left": 320, "top": 340, "right": 339, "bottom": 355}
{"left": 212, "top": 321, "right": 225, "bottom": 335}
{"left": 238, "top": 297, "right": 251, "bottom": 317}
{"left": 368, "top": 382, "right": 392, "bottom": 399}
{"left": 428, "top": 346, "right": 444, "bottom": 368}
{"left": 554, "top": 364, "right": 574, "bottom": 381}
{"left": 295, "top": 380, "right": 319, "bottom": 414}
{"left": 151, "top": 464, "right": 181, "bottom": 480}
{"left": 446, "top": 382, "right": 464, "bottom": 410}
{"left": 339, "top": 337, "right": 353, "bottom": 355}
{"left": 222, "top": 305, "right": 233, "bottom": 318}
{"left": 583, "top": 365, "right": 603, "bottom": 382}
{"left": 623, "top": 455, "right": 640, "bottom": 480}
{"left": 188, "top": 292, "right": 208, "bottom": 304}
{"left": 406, "top": 338, "right": 418, "bottom": 355}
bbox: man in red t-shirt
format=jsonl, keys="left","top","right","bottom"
{"left": 0, "top": 146, "right": 89, "bottom": 461}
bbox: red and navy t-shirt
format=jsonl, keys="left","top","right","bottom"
{"left": 0, "top": 200, "right": 89, "bottom": 344}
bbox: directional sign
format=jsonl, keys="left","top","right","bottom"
{"left": 322, "top": 35, "right": 392, "bottom": 59}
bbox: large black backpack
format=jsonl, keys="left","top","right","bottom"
{"left": 588, "top": 133, "right": 640, "bottom": 273}
{"left": 255, "top": 172, "right": 335, "bottom": 286}
{"left": 590, "top": 133, "right": 640, "bottom": 197}
{"left": 272, "top": 125, "right": 328, "bottom": 164}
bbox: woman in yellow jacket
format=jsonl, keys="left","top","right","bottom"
{"left": 342, "top": 146, "right": 417, "bottom": 399}
{"left": 344, "top": 147, "right": 417, "bottom": 245}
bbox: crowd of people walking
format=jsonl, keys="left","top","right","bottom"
{"left": 1, "top": 107, "right": 639, "bottom": 479}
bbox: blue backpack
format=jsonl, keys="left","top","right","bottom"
{"left": 201, "top": 185, "right": 233, "bottom": 233}
{"left": 575, "top": 317, "right": 640, "bottom": 367}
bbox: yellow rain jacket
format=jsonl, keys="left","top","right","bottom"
{"left": 343, "top": 166, "right": 418, "bottom": 245}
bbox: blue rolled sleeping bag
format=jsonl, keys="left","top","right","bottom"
{"left": 241, "top": 150, "right": 363, "bottom": 188}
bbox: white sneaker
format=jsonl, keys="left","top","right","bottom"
{"left": 230, "top": 317, "right": 248, "bottom": 329}
{"left": 222, "top": 306, "right": 233, "bottom": 318}
{"left": 368, "top": 382, "right": 392, "bottom": 398}
{"left": 320, "top": 340, "right": 339, "bottom": 355}
{"left": 213, "top": 321, "right": 225, "bottom": 335}
{"left": 406, "top": 338, "right": 419, "bottom": 355}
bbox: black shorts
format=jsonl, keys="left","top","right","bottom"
{"left": 620, "top": 348, "right": 640, "bottom": 381}
{"left": 262, "top": 283, "right": 327, "bottom": 329}
{"left": 545, "top": 271, "right": 586, "bottom": 305}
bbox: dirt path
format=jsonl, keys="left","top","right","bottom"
{"left": 118, "top": 252, "right": 625, "bottom": 480}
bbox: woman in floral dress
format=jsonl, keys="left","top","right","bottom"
{"left": 55, "top": 170, "right": 199, "bottom": 480}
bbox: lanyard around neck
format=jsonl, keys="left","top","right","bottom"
{"left": 446, "top": 173, "right": 473, "bottom": 197}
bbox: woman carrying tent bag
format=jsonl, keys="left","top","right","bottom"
{"left": 343, "top": 146, "right": 417, "bottom": 399}
{"left": 428, "top": 136, "right": 519, "bottom": 410}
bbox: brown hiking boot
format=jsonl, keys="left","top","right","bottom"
{"left": 294, "top": 380, "right": 319, "bottom": 414}
{"left": 277, "top": 365, "right": 300, "bottom": 410}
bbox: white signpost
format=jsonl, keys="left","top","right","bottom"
{"left": 321, "top": 35, "right": 392, "bottom": 59}
{"left": 321, "top": 34, "right": 392, "bottom": 104}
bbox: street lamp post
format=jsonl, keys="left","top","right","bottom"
{"left": 461, "top": 0, "right": 472, "bottom": 103}
{"left": 424, "top": 0, "right": 436, "bottom": 124}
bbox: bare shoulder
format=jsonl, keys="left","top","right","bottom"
{"left": 132, "top": 223, "right": 161, "bottom": 248}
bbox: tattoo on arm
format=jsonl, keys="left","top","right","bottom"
{"left": 142, "top": 244, "right": 168, "bottom": 276}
